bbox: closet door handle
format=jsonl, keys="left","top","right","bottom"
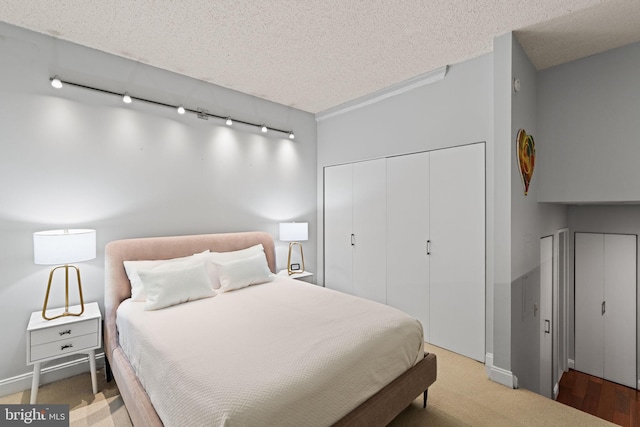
{"left": 602, "top": 301, "right": 606, "bottom": 315}
{"left": 426, "top": 240, "right": 431, "bottom": 255}
{"left": 351, "top": 234, "right": 355, "bottom": 246}
{"left": 544, "top": 319, "right": 550, "bottom": 334}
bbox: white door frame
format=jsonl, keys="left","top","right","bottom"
{"left": 554, "top": 228, "right": 569, "bottom": 397}
{"left": 540, "top": 235, "right": 553, "bottom": 399}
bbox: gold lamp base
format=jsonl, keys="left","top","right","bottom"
{"left": 42, "top": 264, "right": 85, "bottom": 320}
{"left": 287, "top": 242, "right": 305, "bottom": 275}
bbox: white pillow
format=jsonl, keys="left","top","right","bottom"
{"left": 215, "top": 252, "right": 275, "bottom": 293}
{"left": 209, "top": 243, "right": 265, "bottom": 264}
{"left": 207, "top": 244, "right": 267, "bottom": 289}
{"left": 124, "top": 251, "right": 212, "bottom": 301}
{"left": 138, "top": 262, "right": 216, "bottom": 311}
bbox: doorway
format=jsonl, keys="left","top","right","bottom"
{"left": 540, "top": 228, "right": 569, "bottom": 399}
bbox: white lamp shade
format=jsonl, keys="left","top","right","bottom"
{"left": 34, "top": 229, "right": 96, "bottom": 265}
{"left": 279, "top": 222, "right": 308, "bottom": 242}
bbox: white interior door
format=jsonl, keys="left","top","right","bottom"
{"left": 324, "top": 164, "right": 353, "bottom": 294}
{"left": 603, "top": 234, "right": 636, "bottom": 388}
{"left": 575, "top": 233, "right": 605, "bottom": 379}
{"left": 540, "top": 236, "right": 553, "bottom": 398}
{"left": 429, "top": 143, "right": 485, "bottom": 361}
{"left": 352, "top": 159, "right": 387, "bottom": 303}
{"left": 386, "top": 152, "right": 430, "bottom": 338}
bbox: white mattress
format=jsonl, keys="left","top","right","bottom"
{"left": 117, "top": 277, "right": 424, "bottom": 427}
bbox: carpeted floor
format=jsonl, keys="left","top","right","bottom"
{"left": 1, "top": 343, "right": 614, "bottom": 426}
{"left": 0, "top": 367, "right": 130, "bottom": 427}
{"left": 390, "top": 344, "right": 614, "bottom": 427}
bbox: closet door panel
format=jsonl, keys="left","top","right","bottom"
{"left": 574, "top": 233, "right": 605, "bottom": 379}
{"left": 352, "top": 159, "right": 387, "bottom": 303}
{"left": 386, "top": 152, "right": 430, "bottom": 337}
{"left": 429, "top": 143, "right": 485, "bottom": 361}
{"left": 603, "top": 234, "right": 636, "bottom": 388}
{"left": 324, "top": 164, "right": 353, "bottom": 294}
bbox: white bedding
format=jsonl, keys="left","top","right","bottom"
{"left": 117, "top": 276, "right": 424, "bottom": 427}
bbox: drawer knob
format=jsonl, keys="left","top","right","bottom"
{"left": 61, "top": 344, "right": 73, "bottom": 350}
{"left": 59, "top": 329, "right": 71, "bottom": 336}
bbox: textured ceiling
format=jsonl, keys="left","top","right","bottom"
{"left": 1, "top": 1, "right": 639, "bottom": 113}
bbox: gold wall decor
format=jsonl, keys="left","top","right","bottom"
{"left": 516, "top": 129, "right": 535, "bottom": 195}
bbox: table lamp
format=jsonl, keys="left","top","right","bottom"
{"left": 33, "top": 229, "right": 96, "bottom": 320}
{"left": 279, "top": 222, "right": 308, "bottom": 275}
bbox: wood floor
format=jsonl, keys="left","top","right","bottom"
{"left": 557, "top": 369, "right": 639, "bottom": 426}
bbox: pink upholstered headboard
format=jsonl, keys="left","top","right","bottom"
{"left": 103, "top": 231, "right": 276, "bottom": 362}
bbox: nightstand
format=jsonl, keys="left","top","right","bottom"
{"left": 277, "top": 270, "right": 314, "bottom": 283}
{"left": 26, "top": 302, "right": 102, "bottom": 404}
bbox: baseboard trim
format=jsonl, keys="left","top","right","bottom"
{"left": 568, "top": 359, "right": 575, "bottom": 369}
{"left": 485, "top": 352, "right": 517, "bottom": 388}
{"left": 485, "top": 353, "right": 493, "bottom": 378}
{"left": 0, "top": 352, "right": 105, "bottom": 398}
{"left": 490, "top": 365, "right": 517, "bottom": 388}
{"left": 553, "top": 382, "right": 559, "bottom": 399}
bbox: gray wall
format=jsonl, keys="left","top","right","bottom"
{"left": 316, "top": 53, "right": 495, "bottom": 355}
{"left": 537, "top": 40, "right": 640, "bottom": 391}
{"left": 493, "top": 32, "right": 569, "bottom": 392}
{"left": 507, "top": 34, "right": 568, "bottom": 393}
{"left": 492, "top": 33, "right": 513, "bottom": 380}
{"left": 0, "top": 22, "right": 317, "bottom": 393}
{"left": 537, "top": 41, "right": 640, "bottom": 203}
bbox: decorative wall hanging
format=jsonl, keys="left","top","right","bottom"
{"left": 516, "top": 128, "right": 535, "bottom": 196}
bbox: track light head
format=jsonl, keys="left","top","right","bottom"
{"left": 289, "top": 132, "right": 295, "bottom": 140}
{"left": 177, "top": 105, "right": 185, "bottom": 115}
{"left": 51, "top": 76, "right": 63, "bottom": 89}
{"left": 261, "top": 125, "right": 268, "bottom": 133}
{"left": 226, "top": 117, "right": 233, "bottom": 126}
{"left": 123, "top": 93, "right": 132, "bottom": 104}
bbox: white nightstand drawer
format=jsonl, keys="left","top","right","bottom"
{"left": 30, "top": 332, "right": 99, "bottom": 363}
{"left": 30, "top": 318, "right": 99, "bottom": 346}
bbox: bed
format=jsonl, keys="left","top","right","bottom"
{"left": 104, "top": 231, "right": 437, "bottom": 426}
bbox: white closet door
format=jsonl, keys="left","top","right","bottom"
{"left": 429, "top": 144, "right": 485, "bottom": 361}
{"left": 575, "top": 233, "right": 605, "bottom": 379}
{"left": 386, "top": 152, "right": 430, "bottom": 337}
{"left": 324, "top": 164, "right": 353, "bottom": 294}
{"left": 603, "top": 234, "right": 636, "bottom": 388}
{"left": 352, "top": 159, "right": 387, "bottom": 303}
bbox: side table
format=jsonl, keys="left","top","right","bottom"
{"left": 26, "top": 302, "right": 102, "bottom": 404}
{"left": 277, "top": 270, "right": 314, "bottom": 283}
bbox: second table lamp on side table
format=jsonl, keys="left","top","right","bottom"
{"left": 279, "top": 222, "right": 308, "bottom": 275}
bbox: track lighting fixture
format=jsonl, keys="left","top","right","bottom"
{"left": 50, "top": 76, "right": 63, "bottom": 89}
{"left": 197, "top": 109, "right": 209, "bottom": 120}
{"left": 48, "top": 76, "right": 295, "bottom": 138}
